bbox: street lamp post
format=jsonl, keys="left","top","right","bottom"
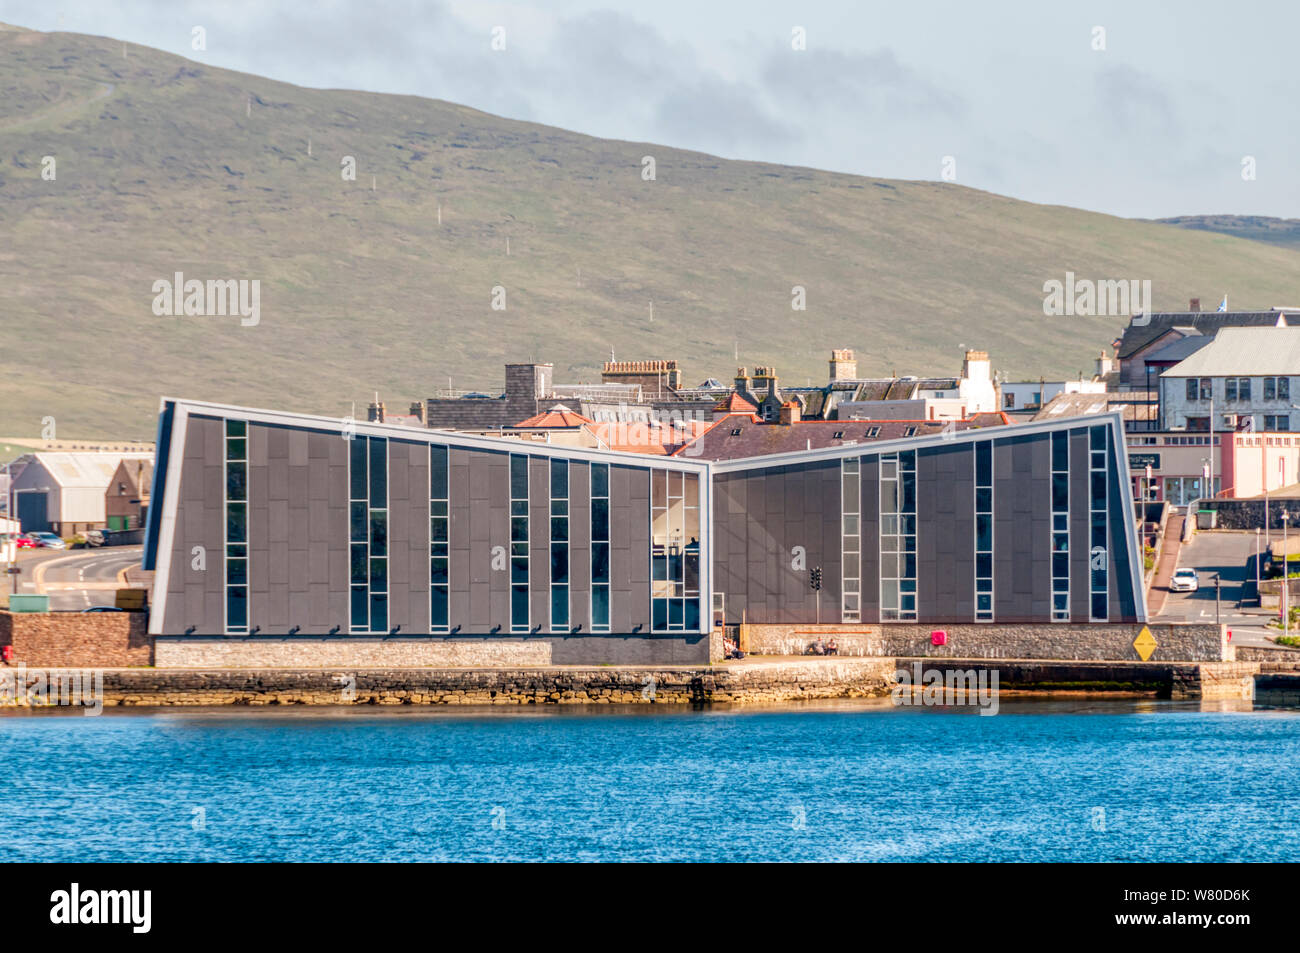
{"left": 1211, "top": 572, "right": 1221, "bottom": 625}
{"left": 1284, "top": 509, "right": 1291, "bottom": 637}
{"left": 1256, "top": 527, "right": 1263, "bottom": 606}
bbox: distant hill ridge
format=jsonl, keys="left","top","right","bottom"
{"left": 1, "top": 23, "right": 1298, "bottom": 436}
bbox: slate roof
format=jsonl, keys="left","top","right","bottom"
{"left": 1141, "top": 334, "right": 1213, "bottom": 365}
{"left": 1117, "top": 311, "right": 1290, "bottom": 360}
{"left": 672, "top": 413, "right": 1009, "bottom": 461}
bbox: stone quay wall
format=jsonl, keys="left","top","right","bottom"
{"left": 2, "top": 659, "right": 897, "bottom": 708}
{"left": 741, "top": 622, "right": 1228, "bottom": 662}
{"left": 0, "top": 611, "right": 152, "bottom": 668}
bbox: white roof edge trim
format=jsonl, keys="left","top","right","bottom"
{"left": 160, "top": 397, "right": 710, "bottom": 472}
{"left": 711, "top": 414, "right": 1122, "bottom": 473}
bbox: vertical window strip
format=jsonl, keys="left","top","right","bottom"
{"left": 841, "top": 457, "right": 861, "bottom": 622}
{"left": 1051, "top": 430, "right": 1070, "bottom": 621}
{"left": 651, "top": 470, "right": 698, "bottom": 632}
{"left": 430, "top": 444, "right": 449, "bottom": 633}
{"left": 349, "top": 436, "right": 389, "bottom": 633}
{"left": 879, "top": 450, "right": 917, "bottom": 621}
{"left": 590, "top": 463, "right": 610, "bottom": 633}
{"left": 224, "top": 418, "right": 249, "bottom": 634}
{"left": 974, "top": 442, "right": 993, "bottom": 621}
{"left": 1089, "top": 425, "right": 1109, "bottom": 622}
{"left": 550, "top": 458, "right": 570, "bottom": 632}
{"left": 510, "top": 454, "right": 530, "bottom": 633}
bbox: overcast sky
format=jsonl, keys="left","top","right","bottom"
{"left": 4, "top": 0, "right": 1297, "bottom": 219}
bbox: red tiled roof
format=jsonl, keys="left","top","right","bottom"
{"left": 512, "top": 405, "right": 594, "bottom": 428}
{"left": 672, "top": 414, "right": 1009, "bottom": 461}
{"left": 713, "top": 392, "right": 758, "bottom": 414}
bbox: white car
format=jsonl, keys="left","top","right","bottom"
{"left": 1170, "top": 568, "right": 1199, "bottom": 592}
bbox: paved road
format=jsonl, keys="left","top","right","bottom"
{"left": 7, "top": 545, "right": 143, "bottom": 610}
{"left": 1152, "top": 531, "right": 1278, "bottom": 647}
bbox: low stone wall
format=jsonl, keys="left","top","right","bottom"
{"left": 1233, "top": 644, "right": 1300, "bottom": 665}
{"left": 0, "top": 610, "right": 152, "bottom": 667}
{"left": 742, "top": 622, "right": 1228, "bottom": 662}
{"left": 155, "top": 637, "right": 553, "bottom": 669}
{"left": 1203, "top": 499, "right": 1300, "bottom": 531}
{"left": 1, "top": 659, "right": 897, "bottom": 707}
{"left": 155, "top": 634, "right": 710, "bottom": 668}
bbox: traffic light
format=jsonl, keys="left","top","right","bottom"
{"left": 810, "top": 566, "right": 823, "bottom": 591}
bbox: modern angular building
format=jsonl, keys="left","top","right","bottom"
{"left": 144, "top": 399, "right": 1145, "bottom": 665}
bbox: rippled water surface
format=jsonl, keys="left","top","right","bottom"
{"left": 3, "top": 699, "right": 1297, "bottom": 861}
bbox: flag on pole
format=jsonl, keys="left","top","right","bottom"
{"left": 1217, "top": 295, "right": 1228, "bottom": 312}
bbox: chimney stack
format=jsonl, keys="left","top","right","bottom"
{"left": 779, "top": 401, "right": 801, "bottom": 425}
{"left": 367, "top": 400, "right": 386, "bottom": 423}
{"left": 1190, "top": 297, "right": 1201, "bottom": 312}
{"left": 409, "top": 401, "right": 426, "bottom": 424}
{"left": 829, "top": 348, "right": 858, "bottom": 381}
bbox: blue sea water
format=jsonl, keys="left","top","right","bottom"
{"left": 2, "top": 699, "right": 1298, "bottom": 862}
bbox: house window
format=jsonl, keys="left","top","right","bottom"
{"left": 429, "top": 445, "right": 449, "bottom": 633}
{"left": 1089, "top": 425, "right": 1108, "bottom": 622}
{"left": 651, "top": 470, "right": 701, "bottom": 632}
{"left": 904, "top": 426, "right": 917, "bottom": 437}
{"left": 1200, "top": 378, "right": 1213, "bottom": 400}
{"left": 1265, "top": 377, "right": 1291, "bottom": 402}
{"left": 1265, "top": 415, "right": 1290, "bottom": 432}
{"left": 1185, "top": 379, "right": 1198, "bottom": 402}
{"left": 590, "top": 463, "right": 610, "bottom": 633}
{"left": 879, "top": 450, "right": 917, "bottom": 621}
{"left": 550, "top": 459, "right": 570, "bottom": 632}
{"left": 842, "top": 458, "right": 861, "bottom": 623}
{"left": 1004, "top": 393, "right": 1016, "bottom": 409}
{"left": 833, "top": 431, "right": 844, "bottom": 439}
{"left": 730, "top": 428, "right": 742, "bottom": 436}
{"left": 975, "top": 442, "right": 994, "bottom": 621}
{"left": 1051, "top": 430, "right": 1070, "bottom": 622}
{"left": 349, "top": 435, "right": 388, "bottom": 633}
{"left": 224, "top": 419, "right": 249, "bottom": 634}
{"left": 1225, "top": 377, "right": 1251, "bottom": 401}
{"left": 865, "top": 427, "right": 880, "bottom": 438}
{"left": 510, "top": 454, "right": 530, "bottom": 633}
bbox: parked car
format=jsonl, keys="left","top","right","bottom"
{"left": 81, "top": 605, "right": 125, "bottom": 613}
{"left": 27, "top": 532, "right": 67, "bottom": 550}
{"left": 83, "top": 529, "right": 106, "bottom": 547}
{"left": 1170, "top": 568, "right": 1199, "bottom": 592}
{"left": 12, "top": 533, "right": 38, "bottom": 549}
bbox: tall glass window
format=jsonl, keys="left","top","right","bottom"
{"left": 841, "top": 458, "right": 861, "bottom": 622}
{"left": 510, "top": 454, "right": 530, "bottom": 632}
{"left": 880, "top": 450, "right": 917, "bottom": 621}
{"left": 974, "top": 441, "right": 993, "bottom": 621}
{"left": 224, "top": 419, "right": 249, "bottom": 633}
{"left": 651, "top": 470, "right": 701, "bottom": 631}
{"left": 1089, "top": 425, "right": 1109, "bottom": 622}
{"left": 1051, "top": 430, "right": 1070, "bottom": 621}
{"left": 550, "top": 459, "right": 570, "bottom": 632}
{"left": 430, "top": 444, "right": 449, "bottom": 632}
{"left": 349, "top": 435, "right": 388, "bottom": 633}
{"left": 590, "top": 463, "right": 610, "bottom": 632}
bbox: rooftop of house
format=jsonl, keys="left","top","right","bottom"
{"left": 1117, "top": 310, "right": 1292, "bottom": 360}
{"left": 1033, "top": 391, "right": 1157, "bottom": 425}
{"left": 511, "top": 405, "right": 594, "bottom": 429}
{"left": 672, "top": 413, "right": 1009, "bottom": 461}
{"left": 1139, "top": 333, "right": 1214, "bottom": 366}
{"left": 26, "top": 452, "right": 153, "bottom": 490}
{"left": 1163, "top": 326, "right": 1300, "bottom": 378}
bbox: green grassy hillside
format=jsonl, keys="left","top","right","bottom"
{"left": 2, "top": 22, "right": 1298, "bottom": 437}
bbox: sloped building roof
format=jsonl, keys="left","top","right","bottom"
{"left": 29, "top": 452, "right": 152, "bottom": 490}
{"left": 512, "top": 405, "right": 594, "bottom": 428}
{"left": 1117, "top": 311, "right": 1289, "bottom": 360}
{"left": 1163, "top": 326, "right": 1300, "bottom": 378}
{"left": 673, "top": 414, "right": 1007, "bottom": 461}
